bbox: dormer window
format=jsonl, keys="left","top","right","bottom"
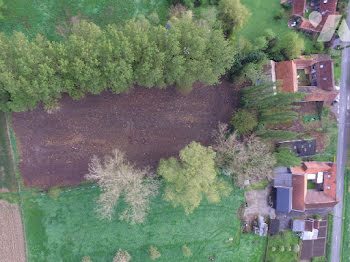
{"left": 323, "top": 77, "right": 327, "bottom": 80}
{"left": 324, "top": 0, "right": 328, "bottom": 3}
{"left": 326, "top": 186, "right": 331, "bottom": 189}
{"left": 327, "top": 175, "right": 331, "bottom": 178}
{"left": 320, "top": 64, "right": 324, "bottom": 68}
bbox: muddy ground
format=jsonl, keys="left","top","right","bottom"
{"left": 12, "top": 80, "right": 237, "bottom": 188}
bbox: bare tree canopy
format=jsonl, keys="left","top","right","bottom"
{"left": 113, "top": 249, "right": 131, "bottom": 262}
{"left": 213, "top": 123, "right": 276, "bottom": 186}
{"left": 85, "top": 149, "right": 158, "bottom": 224}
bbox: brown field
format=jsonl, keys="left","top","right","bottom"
{"left": 0, "top": 200, "right": 26, "bottom": 262}
{"left": 12, "top": 80, "right": 237, "bottom": 188}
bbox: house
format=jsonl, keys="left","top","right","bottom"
{"left": 292, "top": 218, "right": 320, "bottom": 240}
{"left": 271, "top": 54, "right": 338, "bottom": 104}
{"left": 290, "top": 0, "right": 339, "bottom": 34}
{"left": 273, "top": 161, "right": 338, "bottom": 213}
{"left": 277, "top": 139, "right": 317, "bottom": 157}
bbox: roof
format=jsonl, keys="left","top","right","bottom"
{"left": 292, "top": 219, "right": 305, "bottom": 232}
{"left": 292, "top": 174, "right": 306, "bottom": 211}
{"left": 275, "top": 61, "right": 298, "bottom": 93}
{"left": 303, "top": 87, "right": 339, "bottom": 102}
{"left": 276, "top": 187, "right": 292, "bottom": 213}
{"left": 269, "top": 219, "right": 280, "bottom": 234}
{"left": 273, "top": 167, "right": 292, "bottom": 187}
{"left": 292, "top": 161, "right": 332, "bottom": 174}
{"left": 324, "top": 162, "right": 337, "bottom": 199}
{"left": 293, "top": 0, "right": 306, "bottom": 16}
{"left": 305, "top": 220, "right": 314, "bottom": 232}
{"left": 277, "top": 139, "right": 317, "bottom": 157}
{"left": 300, "top": 219, "right": 328, "bottom": 259}
{"left": 315, "top": 60, "right": 335, "bottom": 91}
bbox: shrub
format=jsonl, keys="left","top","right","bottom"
{"left": 293, "top": 244, "right": 300, "bottom": 253}
{"left": 48, "top": 187, "right": 61, "bottom": 199}
{"left": 271, "top": 246, "right": 276, "bottom": 252}
{"left": 182, "top": 245, "right": 192, "bottom": 257}
{"left": 113, "top": 249, "right": 131, "bottom": 262}
{"left": 280, "top": 245, "right": 285, "bottom": 252}
{"left": 149, "top": 246, "right": 161, "bottom": 260}
{"left": 231, "top": 109, "right": 258, "bottom": 135}
{"left": 287, "top": 246, "right": 292, "bottom": 251}
{"left": 81, "top": 256, "right": 92, "bottom": 262}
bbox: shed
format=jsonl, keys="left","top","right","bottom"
{"left": 276, "top": 187, "right": 292, "bottom": 213}
{"left": 269, "top": 219, "right": 280, "bottom": 235}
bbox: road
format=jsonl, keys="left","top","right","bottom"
{"left": 331, "top": 12, "right": 350, "bottom": 262}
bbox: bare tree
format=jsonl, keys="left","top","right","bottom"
{"left": 85, "top": 149, "right": 158, "bottom": 224}
{"left": 213, "top": 123, "right": 276, "bottom": 186}
{"left": 113, "top": 249, "right": 131, "bottom": 262}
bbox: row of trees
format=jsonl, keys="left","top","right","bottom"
{"left": 0, "top": 13, "right": 234, "bottom": 112}
{"left": 85, "top": 124, "right": 277, "bottom": 223}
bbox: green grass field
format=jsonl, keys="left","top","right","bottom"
{"left": 0, "top": 113, "right": 17, "bottom": 191}
{"left": 22, "top": 186, "right": 266, "bottom": 262}
{"left": 239, "top": 0, "right": 313, "bottom": 51}
{"left": 0, "top": 0, "right": 170, "bottom": 41}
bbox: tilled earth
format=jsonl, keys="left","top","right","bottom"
{"left": 0, "top": 200, "right": 26, "bottom": 262}
{"left": 12, "top": 80, "right": 237, "bottom": 188}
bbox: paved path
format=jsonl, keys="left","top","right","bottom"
{"left": 331, "top": 11, "right": 350, "bottom": 262}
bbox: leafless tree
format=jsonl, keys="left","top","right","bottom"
{"left": 85, "top": 149, "right": 158, "bottom": 224}
{"left": 113, "top": 249, "right": 131, "bottom": 262}
{"left": 213, "top": 123, "right": 276, "bottom": 186}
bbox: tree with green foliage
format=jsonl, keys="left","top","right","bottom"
{"left": 218, "top": 0, "right": 250, "bottom": 34}
{"left": 256, "top": 130, "right": 299, "bottom": 141}
{"left": 277, "top": 32, "right": 304, "bottom": 60}
{"left": 85, "top": 149, "right": 158, "bottom": 224}
{"left": 213, "top": 123, "right": 276, "bottom": 186}
{"left": 113, "top": 249, "right": 131, "bottom": 262}
{"left": 274, "top": 147, "right": 302, "bottom": 167}
{"left": 231, "top": 109, "right": 258, "bottom": 135}
{"left": 166, "top": 12, "right": 234, "bottom": 92}
{"left": 260, "top": 110, "right": 298, "bottom": 125}
{"left": 157, "top": 141, "right": 232, "bottom": 215}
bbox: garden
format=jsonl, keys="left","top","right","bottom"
{"left": 265, "top": 231, "right": 301, "bottom": 262}
{"left": 22, "top": 186, "right": 266, "bottom": 262}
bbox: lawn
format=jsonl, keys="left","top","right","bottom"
{"left": 22, "top": 186, "right": 267, "bottom": 262}
{"left": 239, "top": 0, "right": 313, "bottom": 50}
{"left": 265, "top": 231, "right": 301, "bottom": 262}
{"left": 0, "top": 0, "right": 170, "bottom": 41}
{"left": 0, "top": 112, "right": 17, "bottom": 191}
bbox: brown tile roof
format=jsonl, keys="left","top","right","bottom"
{"left": 323, "top": 162, "right": 337, "bottom": 199}
{"left": 314, "top": 220, "right": 320, "bottom": 229}
{"left": 315, "top": 60, "right": 335, "bottom": 91}
{"left": 292, "top": 174, "right": 306, "bottom": 211}
{"left": 275, "top": 61, "right": 298, "bottom": 93}
{"left": 293, "top": 0, "right": 306, "bottom": 16}
{"left": 305, "top": 220, "right": 314, "bottom": 231}
{"left": 304, "top": 87, "right": 339, "bottom": 102}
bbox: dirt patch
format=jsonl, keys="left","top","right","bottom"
{"left": 12, "top": 80, "right": 237, "bottom": 188}
{"left": 0, "top": 200, "right": 26, "bottom": 262}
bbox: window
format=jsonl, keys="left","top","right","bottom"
{"left": 320, "top": 64, "right": 324, "bottom": 68}
{"left": 327, "top": 175, "right": 331, "bottom": 178}
{"left": 326, "top": 186, "right": 331, "bottom": 190}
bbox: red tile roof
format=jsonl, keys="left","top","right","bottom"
{"left": 323, "top": 162, "right": 337, "bottom": 199}
{"left": 293, "top": 0, "right": 306, "bottom": 16}
{"left": 304, "top": 87, "right": 339, "bottom": 102}
{"left": 292, "top": 174, "right": 306, "bottom": 211}
{"left": 275, "top": 61, "right": 298, "bottom": 93}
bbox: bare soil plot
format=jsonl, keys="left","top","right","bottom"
{"left": 0, "top": 200, "right": 26, "bottom": 262}
{"left": 12, "top": 80, "right": 237, "bottom": 188}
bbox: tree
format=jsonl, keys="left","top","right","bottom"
{"left": 149, "top": 246, "right": 161, "bottom": 260}
{"left": 113, "top": 249, "right": 131, "bottom": 262}
{"left": 259, "top": 110, "right": 298, "bottom": 125}
{"left": 256, "top": 130, "right": 299, "bottom": 141}
{"left": 231, "top": 109, "right": 258, "bottom": 135}
{"left": 213, "top": 123, "right": 276, "bottom": 186}
{"left": 165, "top": 12, "right": 234, "bottom": 92}
{"left": 274, "top": 147, "right": 302, "bottom": 167}
{"left": 85, "top": 149, "right": 158, "bottom": 224}
{"left": 157, "top": 141, "right": 232, "bottom": 215}
{"left": 277, "top": 32, "right": 304, "bottom": 60}
{"left": 218, "top": 0, "right": 250, "bottom": 34}
{"left": 81, "top": 256, "right": 92, "bottom": 262}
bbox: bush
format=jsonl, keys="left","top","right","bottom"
{"left": 182, "top": 245, "right": 192, "bottom": 257}
{"left": 231, "top": 109, "right": 258, "bottom": 135}
{"left": 149, "top": 246, "right": 161, "bottom": 260}
{"left": 280, "top": 245, "right": 285, "bottom": 252}
{"left": 48, "top": 187, "right": 61, "bottom": 199}
{"left": 293, "top": 244, "right": 300, "bottom": 253}
{"left": 81, "top": 256, "right": 92, "bottom": 262}
{"left": 271, "top": 246, "right": 276, "bottom": 252}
